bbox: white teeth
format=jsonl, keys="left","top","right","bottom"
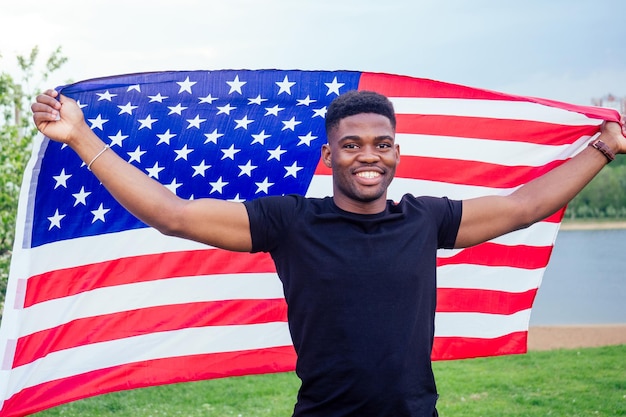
{"left": 356, "top": 171, "right": 380, "bottom": 179}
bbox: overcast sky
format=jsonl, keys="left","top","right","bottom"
{"left": 1, "top": 0, "right": 624, "bottom": 106}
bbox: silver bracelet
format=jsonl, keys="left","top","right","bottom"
{"left": 87, "top": 145, "right": 110, "bottom": 171}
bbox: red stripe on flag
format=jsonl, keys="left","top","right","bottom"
{"left": 432, "top": 331, "right": 528, "bottom": 361}
{"left": 359, "top": 72, "right": 528, "bottom": 101}
{"left": 24, "top": 249, "right": 276, "bottom": 307}
{"left": 14, "top": 299, "right": 288, "bottom": 368}
{"left": 437, "top": 243, "right": 553, "bottom": 269}
{"left": 437, "top": 288, "right": 537, "bottom": 315}
{"left": 1, "top": 346, "right": 297, "bottom": 417}
{"left": 395, "top": 114, "right": 599, "bottom": 146}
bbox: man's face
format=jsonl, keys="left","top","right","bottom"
{"left": 322, "top": 112, "right": 400, "bottom": 214}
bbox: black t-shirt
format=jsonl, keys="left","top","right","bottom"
{"left": 244, "top": 194, "right": 462, "bottom": 417}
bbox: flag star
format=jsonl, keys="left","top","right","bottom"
{"left": 251, "top": 130, "right": 271, "bottom": 145}
{"left": 226, "top": 75, "right": 246, "bottom": 94}
{"left": 255, "top": 177, "right": 274, "bottom": 194}
{"left": 209, "top": 176, "right": 228, "bottom": 194}
{"left": 221, "top": 144, "right": 241, "bottom": 160}
{"left": 199, "top": 93, "right": 218, "bottom": 104}
{"left": 148, "top": 93, "right": 168, "bottom": 103}
{"left": 297, "top": 131, "right": 318, "bottom": 146}
{"left": 216, "top": 103, "right": 236, "bottom": 115}
{"left": 267, "top": 145, "right": 287, "bottom": 161}
{"left": 168, "top": 103, "right": 188, "bottom": 115}
{"left": 127, "top": 146, "right": 147, "bottom": 163}
{"left": 229, "top": 193, "right": 245, "bottom": 202}
{"left": 284, "top": 161, "right": 304, "bottom": 178}
{"left": 108, "top": 130, "right": 129, "bottom": 147}
{"left": 204, "top": 128, "right": 224, "bottom": 144}
{"left": 118, "top": 102, "right": 138, "bottom": 115}
{"left": 138, "top": 115, "right": 158, "bottom": 130}
{"left": 177, "top": 76, "right": 197, "bottom": 94}
{"left": 164, "top": 179, "right": 183, "bottom": 194}
{"left": 88, "top": 114, "right": 108, "bottom": 130}
{"left": 238, "top": 160, "right": 258, "bottom": 177}
{"left": 156, "top": 129, "right": 177, "bottom": 145}
{"left": 76, "top": 100, "right": 88, "bottom": 109}
{"left": 276, "top": 75, "right": 296, "bottom": 95}
{"left": 53, "top": 169, "right": 71, "bottom": 189}
{"left": 146, "top": 162, "right": 165, "bottom": 179}
{"left": 96, "top": 90, "right": 117, "bottom": 101}
{"left": 324, "top": 77, "right": 345, "bottom": 96}
{"left": 281, "top": 116, "right": 302, "bottom": 131}
{"left": 191, "top": 160, "right": 211, "bottom": 177}
{"left": 297, "top": 95, "right": 316, "bottom": 106}
{"left": 248, "top": 94, "right": 267, "bottom": 105}
{"left": 312, "top": 106, "right": 327, "bottom": 118}
{"left": 91, "top": 203, "right": 110, "bottom": 223}
{"left": 186, "top": 115, "right": 207, "bottom": 129}
{"left": 72, "top": 186, "right": 91, "bottom": 206}
{"left": 264, "top": 104, "right": 285, "bottom": 116}
{"left": 174, "top": 144, "right": 194, "bottom": 161}
{"left": 47, "top": 209, "right": 65, "bottom": 230}
{"left": 234, "top": 115, "right": 254, "bottom": 130}
{"left": 128, "top": 84, "right": 141, "bottom": 92}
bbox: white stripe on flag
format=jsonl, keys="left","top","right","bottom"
{"left": 6, "top": 322, "right": 294, "bottom": 398}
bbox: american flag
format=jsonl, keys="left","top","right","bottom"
{"left": 0, "top": 70, "right": 619, "bottom": 416}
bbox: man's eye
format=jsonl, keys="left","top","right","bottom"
{"left": 343, "top": 143, "right": 358, "bottom": 149}
{"left": 378, "top": 143, "right": 392, "bottom": 148}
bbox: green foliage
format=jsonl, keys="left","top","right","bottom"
{"left": 32, "top": 345, "right": 626, "bottom": 416}
{"left": 566, "top": 155, "right": 626, "bottom": 220}
{"left": 0, "top": 46, "right": 67, "bottom": 305}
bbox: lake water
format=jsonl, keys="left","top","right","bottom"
{"left": 529, "top": 228, "right": 626, "bottom": 325}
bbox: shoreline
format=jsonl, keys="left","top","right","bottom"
{"left": 559, "top": 220, "right": 626, "bottom": 231}
{"left": 527, "top": 324, "right": 626, "bottom": 351}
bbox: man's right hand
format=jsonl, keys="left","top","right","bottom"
{"left": 31, "top": 89, "right": 87, "bottom": 146}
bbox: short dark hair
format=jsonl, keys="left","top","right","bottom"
{"left": 325, "top": 90, "right": 396, "bottom": 134}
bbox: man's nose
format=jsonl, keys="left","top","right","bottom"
{"left": 357, "top": 146, "right": 381, "bottom": 163}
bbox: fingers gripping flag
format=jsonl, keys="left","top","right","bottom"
{"left": 0, "top": 70, "right": 620, "bottom": 416}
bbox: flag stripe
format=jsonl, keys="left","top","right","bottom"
{"left": 13, "top": 299, "right": 288, "bottom": 368}
{"left": 437, "top": 243, "right": 553, "bottom": 269}
{"left": 24, "top": 249, "right": 276, "bottom": 308}
{"left": 21, "top": 273, "right": 285, "bottom": 336}
{"left": 395, "top": 114, "right": 600, "bottom": 146}
{"left": 2, "top": 346, "right": 297, "bottom": 417}
{"left": 394, "top": 133, "right": 589, "bottom": 167}
{"left": 8, "top": 323, "right": 295, "bottom": 398}
{"left": 437, "top": 288, "right": 537, "bottom": 315}
{"left": 432, "top": 331, "right": 528, "bottom": 360}
{"left": 389, "top": 97, "right": 605, "bottom": 126}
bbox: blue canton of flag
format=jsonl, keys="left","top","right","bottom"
{"left": 30, "top": 70, "right": 361, "bottom": 247}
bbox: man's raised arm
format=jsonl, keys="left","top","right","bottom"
{"left": 455, "top": 120, "right": 626, "bottom": 249}
{"left": 31, "top": 90, "right": 252, "bottom": 252}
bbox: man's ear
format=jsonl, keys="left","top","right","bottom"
{"left": 395, "top": 143, "right": 400, "bottom": 165}
{"left": 321, "top": 143, "right": 332, "bottom": 168}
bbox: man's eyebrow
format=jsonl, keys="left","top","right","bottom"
{"left": 337, "top": 134, "right": 394, "bottom": 142}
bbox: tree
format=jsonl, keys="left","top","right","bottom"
{"left": 0, "top": 46, "right": 67, "bottom": 306}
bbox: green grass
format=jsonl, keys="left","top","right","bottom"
{"left": 34, "top": 345, "right": 625, "bottom": 417}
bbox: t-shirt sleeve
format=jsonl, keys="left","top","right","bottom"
{"left": 435, "top": 197, "right": 462, "bottom": 249}
{"left": 243, "top": 195, "right": 300, "bottom": 253}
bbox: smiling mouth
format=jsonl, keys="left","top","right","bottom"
{"left": 355, "top": 171, "right": 381, "bottom": 179}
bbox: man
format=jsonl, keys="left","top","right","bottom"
{"left": 32, "top": 89, "right": 625, "bottom": 416}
